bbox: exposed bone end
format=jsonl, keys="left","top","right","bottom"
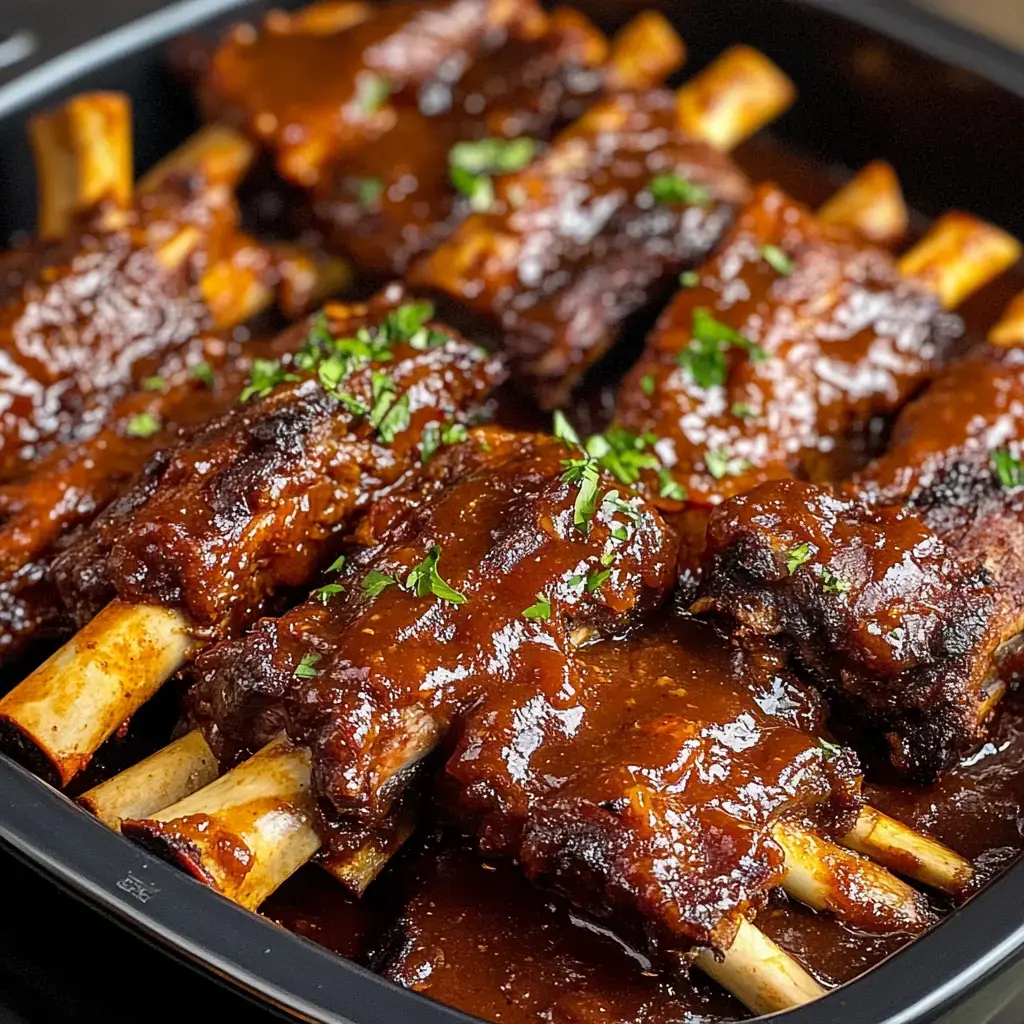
{"left": 899, "top": 211, "right": 1022, "bottom": 310}
{"left": 604, "top": 10, "right": 686, "bottom": 91}
{"left": 844, "top": 807, "right": 974, "bottom": 897}
{"left": 320, "top": 807, "right": 416, "bottom": 895}
{"left": 200, "top": 236, "right": 277, "bottom": 329}
{"left": 0, "top": 601, "right": 197, "bottom": 787}
{"left": 774, "top": 820, "right": 934, "bottom": 934}
{"left": 31, "top": 92, "right": 133, "bottom": 238}
{"left": 545, "top": 7, "right": 610, "bottom": 69}
{"left": 137, "top": 123, "right": 256, "bottom": 195}
{"left": 675, "top": 45, "right": 796, "bottom": 152}
{"left": 80, "top": 730, "right": 218, "bottom": 831}
{"left": 694, "top": 916, "right": 826, "bottom": 1016}
{"left": 123, "top": 736, "right": 319, "bottom": 910}
{"left": 818, "top": 160, "right": 909, "bottom": 246}
{"left": 989, "top": 291, "right": 1024, "bottom": 347}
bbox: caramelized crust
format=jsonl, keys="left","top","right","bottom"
{"left": 193, "top": 429, "right": 678, "bottom": 819}
{"left": 616, "top": 185, "right": 963, "bottom": 509}
{"left": 443, "top": 620, "right": 861, "bottom": 950}
{"left": 410, "top": 89, "right": 751, "bottom": 407}
{"left": 53, "top": 290, "right": 504, "bottom": 632}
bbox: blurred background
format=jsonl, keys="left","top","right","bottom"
{"left": 919, "top": 0, "right": 1024, "bottom": 48}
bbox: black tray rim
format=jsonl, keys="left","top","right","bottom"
{"left": 2, "top": 0, "right": 1024, "bottom": 1022}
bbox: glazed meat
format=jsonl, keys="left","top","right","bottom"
{"left": 201, "top": 0, "right": 528, "bottom": 187}
{"left": 313, "top": 8, "right": 681, "bottom": 275}
{"left": 409, "top": 88, "right": 752, "bottom": 407}
{"left": 192, "top": 428, "right": 679, "bottom": 821}
{"left": 0, "top": 336, "right": 242, "bottom": 658}
{"left": 693, "top": 478, "right": 1000, "bottom": 779}
{"left": 442, "top": 618, "right": 861, "bottom": 950}
{"left": 0, "top": 176, "right": 237, "bottom": 479}
{"left": 53, "top": 289, "right": 504, "bottom": 634}
{"left": 614, "top": 184, "right": 964, "bottom": 510}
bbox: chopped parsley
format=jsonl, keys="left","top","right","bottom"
{"left": 368, "top": 371, "right": 410, "bottom": 444}
{"left": 191, "top": 361, "right": 215, "bottom": 388}
{"left": 760, "top": 243, "right": 794, "bottom": 276}
{"left": 326, "top": 554, "right": 347, "bottom": 573}
{"left": 658, "top": 468, "right": 686, "bottom": 501}
{"left": 820, "top": 567, "right": 852, "bottom": 595}
{"left": 552, "top": 409, "right": 582, "bottom": 449}
{"left": 705, "top": 447, "right": 751, "bottom": 480}
{"left": 353, "top": 176, "right": 383, "bottom": 208}
{"left": 785, "top": 543, "right": 813, "bottom": 574}
{"left": 355, "top": 72, "right": 390, "bottom": 116}
{"left": 312, "top": 582, "right": 345, "bottom": 604}
{"left": 362, "top": 569, "right": 397, "bottom": 599}
{"left": 240, "top": 358, "right": 298, "bottom": 402}
{"left": 647, "top": 172, "right": 712, "bottom": 208}
{"left": 679, "top": 269, "right": 700, "bottom": 288}
{"left": 731, "top": 401, "right": 754, "bottom": 419}
{"left": 141, "top": 376, "right": 165, "bottom": 392}
{"left": 404, "top": 545, "right": 467, "bottom": 605}
{"left": 561, "top": 456, "right": 601, "bottom": 534}
{"left": 386, "top": 300, "right": 434, "bottom": 341}
{"left": 125, "top": 411, "right": 160, "bottom": 438}
{"left": 420, "top": 420, "right": 469, "bottom": 462}
{"left": 818, "top": 737, "right": 843, "bottom": 759}
{"left": 522, "top": 592, "right": 552, "bottom": 620}
{"left": 991, "top": 448, "right": 1024, "bottom": 488}
{"left": 449, "top": 137, "right": 536, "bottom": 214}
{"left": 585, "top": 426, "right": 660, "bottom": 486}
{"left": 677, "top": 308, "right": 768, "bottom": 390}
{"left": 640, "top": 373, "right": 655, "bottom": 397}
{"left": 585, "top": 568, "right": 611, "bottom": 594}
{"left": 294, "top": 652, "right": 322, "bottom": 679}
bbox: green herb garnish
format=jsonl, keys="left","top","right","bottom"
{"left": 818, "top": 737, "right": 843, "bottom": 759}
{"left": 561, "top": 456, "right": 601, "bottom": 534}
{"left": 141, "top": 376, "right": 165, "bottom": 392}
{"left": 312, "top": 582, "right": 345, "bottom": 605}
{"left": 991, "top": 448, "right": 1024, "bottom": 488}
{"left": 522, "top": 592, "right": 552, "bottom": 620}
{"left": 648, "top": 172, "right": 712, "bottom": 208}
{"left": 240, "top": 358, "right": 298, "bottom": 402}
{"left": 640, "top": 373, "right": 655, "bottom": 397}
{"left": 353, "top": 176, "right": 383, "bottom": 208}
{"left": 294, "top": 652, "right": 322, "bottom": 679}
{"left": 326, "top": 555, "right": 347, "bottom": 573}
{"left": 585, "top": 568, "right": 612, "bottom": 594}
{"left": 658, "top": 468, "right": 687, "bottom": 501}
{"left": 585, "top": 426, "right": 660, "bottom": 486}
{"left": 677, "top": 308, "right": 768, "bottom": 390}
{"left": 125, "top": 411, "right": 160, "bottom": 438}
{"left": 679, "top": 270, "right": 700, "bottom": 288}
{"left": 405, "top": 545, "right": 467, "bottom": 605}
{"left": 355, "top": 72, "right": 390, "bottom": 116}
{"left": 760, "top": 243, "right": 794, "bottom": 276}
{"left": 820, "top": 567, "right": 852, "bottom": 595}
{"left": 449, "top": 137, "right": 536, "bottom": 213}
{"left": 731, "top": 402, "right": 754, "bottom": 419}
{"left": 785, "top": 543, "right": 812, "bottom": 574}
{"left": 191, "top": 361, "right": 215, "bottom": 388}
{"left": 705, "top": 447, "right": 752, "bottom": 480}
{"left": 362, "top": 569, "right": 397, "bottom": 599}
{"left": 552, "top": 409, "right": 582, "bottom": 449}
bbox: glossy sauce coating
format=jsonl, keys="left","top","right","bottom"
{"left": 695, "top": 478, "right": 999, "bottom": 779}
{"left": 202, "top": 0, "right": 523, "bottom": 187}
{"left": 193, "top": 428, "right": 677, "bottom": 820}
{"left": 443, "top": 617, "right": 860, "bottom": 949}
{"left": 410, "top": 89, "right": 751, "bottom": 407}
{"left": 313, "top": 6, "right": 615, "bottom": 276}
{"left": 53, "top": 289, "right": 504, "bottom": 631}
{"left": 616, "top": 185, "right": 963, "bottom": 508}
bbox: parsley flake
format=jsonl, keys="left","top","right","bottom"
{"left": 820, "top": 567, "right": 852, "bottom": 595}
{"left": 760, "top": 244, "right": 795, "bottom": 276}
{"left": 658, "top": 468, "right": 687, "bottom": 501}
{"left": 141, "top": 376, "right": 165, "bottom": 392}
{"left": 818, "top": 737, "right": 843, "bottom": 760}
{"left": 705, "top": 448, "right": 752, "bottom": 480}
{"left": 991, "top": 448, "right": 1024, "bottom": 488}
{"left": 640, "top": 373, "right": 655, "bottom": 397}
{"left": 785, "top": 543, "right": 813, "bottom": 574}
{"left": 585, "top": 426, "right": 659, "bottom": 486}
{"left": 240, "top": 358, "right": 298, "bottom": 402}
{"left": 421, "top": 420, "right": 468, "bottom": 462}
{"left": 326, "top": 554, "right": 347, "bottom": 573}
{"left": 561, "top": 457, "right": 601, "bottom": 533}
{"left": 677, "top": 308, "right": 768, "bottom": 390}
{"left": 405, "top": 545, "right": 467, "bottom": 604}
{"left": 355, "top": 72, "right": 390, "bottom": 117}
{"left": 648, "top": 173, "right": 712, "bottom": 208}
{"left": 126, "top": 411, "right": 160, "bottom": 438}
{"left": 679, "top": 270, "right": 700, "bottom": 288}
{"left": 294, "top": 652, "right": 322, "bottom": 679}
{"left": 362, "top": 569, "right": 397, "bottom": 599}
{"left": 313, "top": 582, "right": 345, "bottom": 604}
{"left": 191, "top": 361, "right": 215, "bottom": 388}
{"left": 449, "top": 137, "right": 535, "bottom": 213}
{"left": 522, "top": 592, "right": 552, "bottom": 620}
{"left": 731, "top": 402, "right": 754, "bottom": 419}
{"left": 353, "top": 176, "right": 383, "bottom": 208}
{"left": 552, "top": 410, "right": 582, "bottom": 449}
{"left": 585, "top": 568, "right": 612, "bottom": 594}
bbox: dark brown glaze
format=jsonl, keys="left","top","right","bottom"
{"left": 409, "top": 90, "right": 751, "bottom": 408}
{"left": 192, "top": 427, "right": 678, "bottom": 823}
{"left": 0, "top": 174, "right": 241, "bottom": 480}
{"left": 0, "top": 335, "right": 246, "bottom": 659}
{"left": 201, "top": 0, "right": 526, "bottom": 188}
{"left": 694, "top": 478, "right": 1001, "bottom": 779}
{"left": 441, "top": 618, "right": 860, "bottom": 950}
{"left": 313, "top": 6, "right": 617, "bottom": 276}
{"left": 52, "top": 288, "right": 504, "bottom": 632}
{"left": 376, "top": 836, "right": 743, "bottom": 1024}
{"left": 615, "top": 184, "right": 963, "bottom": 509}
